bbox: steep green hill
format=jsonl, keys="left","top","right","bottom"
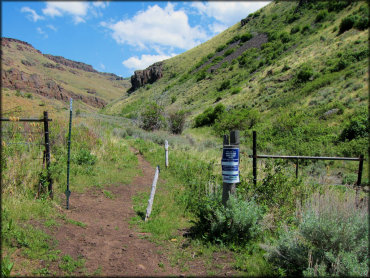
{"left": 104, "top": 0, "right": 368, "bottom": 158}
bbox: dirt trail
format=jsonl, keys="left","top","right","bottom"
{"left": 48, "top": 150, "right": 180, "bottom": 276}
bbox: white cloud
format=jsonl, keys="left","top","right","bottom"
{"left": 37, "top": 27, "right": 48, "bottom": 38}
{"left": 122, "top": 53, "right": 176, "bottom": 71}
{"left": 42, "top": 2, "right": 89, "bottom": 24}
{"left": 101, "top": 3, "right": 208, "bottom": 51}
{"left": 21, "top": 6, "right": 44, "bottom": 22}
{"left": 99, "top": 63, "right": 106, "bottom": 70}
{"left": 209, "top": 22, "right": 228, "bottom": 34}
{"left": 191, "top": 1, "right": 270, "bottom": 26}
{"left": 92, "top": 1, "right": 109, "bottom": 9}
{"left": 46, "top": 24, "right": 57, "bottom": 31}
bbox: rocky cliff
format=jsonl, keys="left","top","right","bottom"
{"left": 43, "top": 54, "right": 98, "bottom": 73}
{"left": 128, "top": 62, "right": 163, "bottom": 93}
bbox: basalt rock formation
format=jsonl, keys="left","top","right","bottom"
{"left": 128, "top": 62, "right": 163, "bottom": 93}
{"left": 43, "top": 55, "right": 98, "bottom": 73}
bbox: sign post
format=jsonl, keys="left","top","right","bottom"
{"left": 221, "top": 130, "right": 240, "bottom": 205}
{"left": 65, "top": 98, "right": 72, "bottom": 209}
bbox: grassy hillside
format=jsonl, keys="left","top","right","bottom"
{"left": 104, "top": 0, "right": 368, "bottom": 158}
{"left": 1, "top": 38, "right": 131, "bottom": 110}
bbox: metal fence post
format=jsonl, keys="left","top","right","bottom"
{"left": 253, "top": 131, "right": 257, "bottom": 186}
{"left": 43, "top": 111, "right": 53, "bottom": 199}
{"left": 66, "top": 99, "right": 73, "bottom": 209}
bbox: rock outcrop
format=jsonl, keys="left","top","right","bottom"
{"left": 241, "top": 18, "right": 251, "bottom": 27}
{"left": 2, "top": 68, "right": 107, "bottom": 108}
{"left": 128, "top": 62, "right": 163, "bottom": 93}
{"left": 1, "top": 37, "right": 42, "bottom": 54}
{"left": 43, "top": 55, "right": 98, "bottom": 73}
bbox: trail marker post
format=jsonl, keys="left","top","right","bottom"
{"left": 221, "top": 130, "right": 240, "bottom": 206}
{"left": 145, "top": 166, "right": 160, "bottom": 221}
{"left": 165, "top": 140, "right": 169, "bottom": 168}
{"left": 65, "top": 98, "right": 72, "bottom": 209}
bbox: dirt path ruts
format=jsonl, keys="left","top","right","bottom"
{"left": 48, "top": 150, "right": 180, "bottom": 276}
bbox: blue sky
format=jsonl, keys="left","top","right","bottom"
{"left": 2, "top": 1, "right": 270, "bottom": 78}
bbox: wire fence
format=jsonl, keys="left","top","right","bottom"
{"left": 1, "top": 112, "right": 53, "bottom": 198}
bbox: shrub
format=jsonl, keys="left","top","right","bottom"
{"left": 207, "top": 52, "right": 215, "bottom": 59}
{"left": 231, "top": 87, "right": 242, "bottom": 95}
{"left": 224, "top": 48, "right": 234, "bottom": 57}
{"left": 216, "top": 44, "right": 226, "bottom": 52}
{"left": 170, "top": 95, "right": 177, "bottom": 104}
{"left": 295, "top": 63, "right": 313, "bottom": 83}
{"left": 213, "top": 108, "right": 260, "bottom": 135}
{"left": 279, "top": 32, "right": 290, "bottom": 43}
{"left": 194, "top": 104, "right": 225, "bottom": 128}
{"left": 339, "top": 15, "right": 357, "bottom": 34}
{"left": 193, "top": 193, "right": 263, "bottom": 245}
{"left": 218, "top": 80, "right": 231, "bottom": 91}
{"left": 227, "top": 35, "right": 240, "bottom": 45}
{"left": 286, "top": 13, "right": 300, "bottom": 23}
{"left": 315, "top": 9, "right": 328, "bottom": 22}
{"left": 266, "top": 190, "right": 369, "bottom": 276}
{"left": 241, "top": 32, "right": 253, "bottom": 42}
{"left": 327, "top": 1, "right": 351, "bottom": 12}
{"left": 246, "top": 160, "right": 302, "bottom": 220}
{"left": 140, "top": 102, "right": 164, "bottom": 131}
{"left": 196, "top": 70, "right": 207, "bottom": 82}
{"left": 281, "top": 64, "right": 290, "bottom": 72}
{"left": 215, "top": 96, "right": 222, "bottom": 102}
{"left": 290, "top": 25, "right": 300, "bottom": 34}
{"left": 73, "top": 148, "right": 97, "bottom": 166}
{"left": 337, "top": 57, "right": 350, "bottom": 71}
{"left": 301, "top": 24, "right": 311, "bottom": 34}
{"left": 354, "top": 17, "right": 369, "bottom": 30}
{"left": 168, "top": 110, "right": 186, "bottom": 134}
{"left": 339, "top": 114, "right": 368, "bottom": 141}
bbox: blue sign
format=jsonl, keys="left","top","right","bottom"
{"left": 221, "top": 148, "right": 240, "bottom": 183}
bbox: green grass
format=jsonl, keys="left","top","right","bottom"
{"left": 103, "top": 190, "right": 114, "bottom": 199}
{"left": 58, "top": 255, "right": 85, "bottom": 274}
{"left": 66, "top": 219, "right": 87, "bottom": 228}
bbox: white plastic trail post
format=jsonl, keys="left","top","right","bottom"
{"left": 165, "top": 140, "right": 169, "bottom": 168}
{"left": 145, "top": 166, "right": 160, "bottom": 221}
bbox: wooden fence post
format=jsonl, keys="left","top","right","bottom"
{"left": 43, "top": 111, "right": 53, "bottom": 199}
{"left": 253, "top": 131, "right": 257, "bottom": 187}
{"left": 222, "top": 130, "right": 240, "bottom": 206}
{"left": 355, "top": 154, "right": 364, "bottom": 208}
{"left": 145, "top": 166, "right": 160, "bottom": 221}
{"left": 165, "top": 140, "right": 169, "bottom": 168}
{"left": 357, "top": 154, "right": 364, "bottom": 186}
